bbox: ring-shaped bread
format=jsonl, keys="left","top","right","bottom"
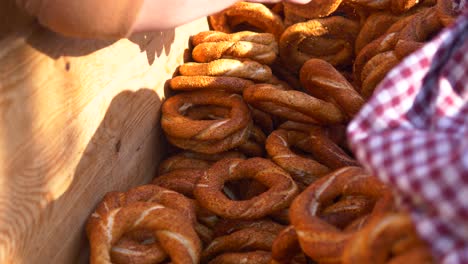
{"left": 194, "top": 157, "right": 299, "bottom": 219}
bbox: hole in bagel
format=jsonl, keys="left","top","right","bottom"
{"left": 305, "top": 255, "right": 318, "bottom": 264}
{"left": 118, "top": 229, "right": 158, "bottom": 245}
{"left": 425, "top": 30, "right": 440, "bottom": 42}
{"left": 223, "top": 179, "right": 268, "bottom": 201}
{"left": 289, "top": 145, "right": 315, "bottom": 160}
{"left": 228, "top": 20, "right": 264, "bottom": 33}
{"left": 185, "top": 105, "right": 230, "bottom": 121}
{"left": 111, "top": 229, "right": 168, "bottom": 264}
{"left": 388, "top": 233, "right": 419, "bottom": 260}
{"left": 317, "top": 195, "right": 376, "bottom": 230}
{"left": 298, "top": 37, "right": 347, "bottom": 57}
{"left": 332, "top": 194, "right": 343, "bottom": 203}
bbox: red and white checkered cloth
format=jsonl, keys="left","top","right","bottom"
{"left": 347, "top": 5, "right": 468, "bottom": 264}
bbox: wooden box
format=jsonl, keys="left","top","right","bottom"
{"left": 0, "top": 1, "right": 208, "bottom": 262}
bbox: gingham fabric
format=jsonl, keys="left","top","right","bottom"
{"left": 347, "top": 6, "right": 468, "bottom": 264}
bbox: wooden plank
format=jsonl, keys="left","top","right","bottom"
{"left": 0, "top": 2, "right": 209, "bottom": 262}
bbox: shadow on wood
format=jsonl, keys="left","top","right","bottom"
{"left": 129, "top": 29, "right": 176, "bottom": 65}
{"left": 40, "top": 89, "right": 164, "bottom": 263}
{"left": 0, "top": 7, "right": 208, "bottom": 262}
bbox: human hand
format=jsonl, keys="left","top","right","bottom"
{"left": 134, "top": 0, "right": 314, "bottom": 34}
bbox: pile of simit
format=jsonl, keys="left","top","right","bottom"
{"left": 86, "top": 1, "right": 456, "bottom": 263}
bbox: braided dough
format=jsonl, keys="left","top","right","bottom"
{"left": 87, "top": 202, "right": 202, "bottom": 264}
{"left": 179, "top": 59, "right": 273, "bottom": 82}
{"left": 193, "top": 41, "right": 277, "bottom": 64}
{"left": 192, "top": 31, "right": 278, "bottom": 64}
{"left": 87, "top": 185, "right": 202, "bottom": 264}
{"left": 170, "top": 76, "right": 254, "bottom": 93}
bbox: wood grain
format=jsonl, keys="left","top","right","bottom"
{"left": 0, "top": 2, "right": 209, "bottom": 263}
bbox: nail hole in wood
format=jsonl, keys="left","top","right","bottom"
{"left": 115, "top": 140, "right": 121, "bottom": 153}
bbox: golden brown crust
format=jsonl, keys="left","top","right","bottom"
{"left": 192, "top": 41, "right": 278, "bottom": 64}
{"left": 250, "top": 107, "right": 276, "bottom": 134}
{"left": 79, "top": 1, "right": 457, "bottom": 262}
{"left": 161, "top": 91, "right": 252, "bottom": 154}
{"left": 390, "top": 0, "right": 420, "bottom": 14}
{"left": 271, "top": 226, "right": 303, "bottom": 263}
{"left": 178, "top": 59, "right": 273, "bottom": 82}
{"left": 353, "top": 32, "right": 400, "bottom": 90}
{"left": 162, "top": 91, "right": 250, "bottom": 140}
{"left": 192, "top": 31, "right": 277, "bottom": 48}
{"left": 276, "top": 122, "right": 358, "bottom": 170}
{"left": 16, "top": 0, "right": 143, "bottom": 39}
{"left": 152, "top": 169, "right": 205, "bottom": 198}
{"left": 436, "top": 0, "right": 460, "bottom": 26}
{"left": 213, "top": 219, "right": 285, "bottom": 238}
{"left": 149, "top": 171, "right": 220, "bottom": 243}
{"left": 289, "top": 167, "right": 394, "bottom": 263}
{"left": 243, "top": 84, "right": 345, "bottom": 125}
{"left": 342, "top": 213, "right": 434, "bottom": 264}
{"left": 360, "top": 51, "right": 400, "bottom": 98}
{"left": 355, "top": 12, "right": 402, "bottom": 54}
{"left": 304, "top": 127, "right": 359, "bottom": 169}
{"left": 279, "top": 16, "right": 360, "bottom": 72}
{"left": 202, "top": 227, "right": 278, "bottom": 262}
{"left": 237, "top": 125, "right": 267, "bottom": 157}
{"left": 166, "top": 125, "right": 251, "bottom": 154}
{"left": 349, "top": 0, "right": 422, "bottom": 14}
{"left": 194, "top": 158, "right": 299, "bottom": 219}
{"left": 354, "top": 7, "right": 443, "bottom": 97}
{"left": 158, "top": 151, "right": 245, "bottom": 174}
{"left": 170, "top": 76, "right": 255, "bottom": 93}
{"left": 283, "top": 0, "right": 343, "bottom": 20}
{"left": 300, "top": 59, "right": 365, "bottom": 119}
{"left": 394, "top": 39, "right": 425, "bottom": 59}
{"left": 86, "top": 185, "right": 201, "bottom": 264}
{"left": 110, "top": 236, "right": 167, "bottom": 264}
{"left": 209, "top": 251, "right": 272, "bottom": 264}
{"left": 266, "top": 129, "right": 330, "bottom": 186}
{"left": 87, "top": 185, "right": 197, "bottom": 227}
{"left": 87, "top": 202, "right": 202, "bottom": 264}
{"left": 319, "top": 195, "right": 375, "bottom": 229}
{"left": 209, "top": 2, "right": 285, "bottom": 40}
{"left": 191, "top": 31, "right": 279, "bottom": 65}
